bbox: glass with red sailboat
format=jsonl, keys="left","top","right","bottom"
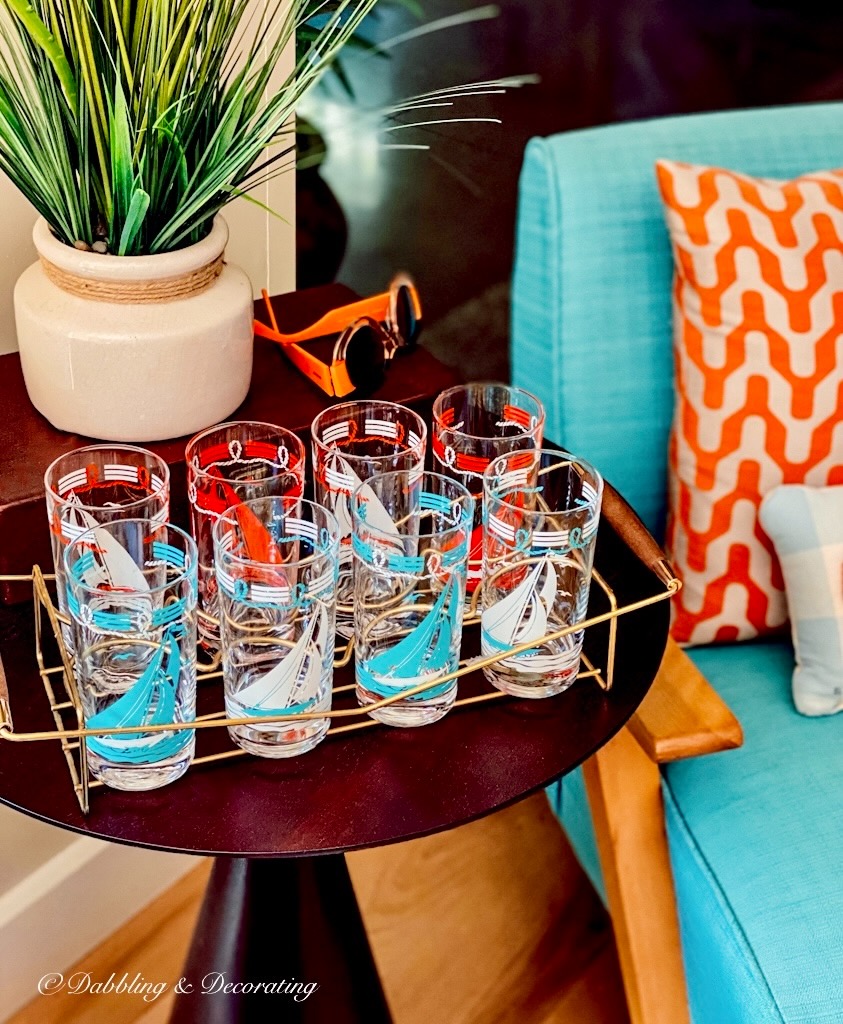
{"left": 431, "top": 383, "right": 545, "bottom": 598}
{"left": 186, "top": 421, "right": 306, "bottom": 650}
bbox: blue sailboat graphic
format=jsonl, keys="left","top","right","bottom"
{"left": 357, "top": 577, "right": 460, "bottom": 700}
{"left": 86, "top": 630, "right": 191, "bottom": 765}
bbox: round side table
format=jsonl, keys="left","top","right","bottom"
{"left": 0, "top": 485, "right": 672, "bottom": 1023}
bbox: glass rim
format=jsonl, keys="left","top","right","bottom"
{"left": 186, "top": 421, "right": 306, "bottom": 487}
{"left": 310, "top": 399, "right": 428, "bottom": 461}
{"left": 44, "top": 444, "right": 170, "bottom": 512}
{"left": 212, "top": 496, "right": 340, "bottom": 571}
{"left": 63, "top": 517, "right": 197, "bottom": 597}
{"left": 350, "top": 469, "right": 475, "bottom": 545}
{"left": 483, "top": 448, "right": 604, "bottom": 517}
{"left": 432, "top": 381, "right": 546, "bottom": 442}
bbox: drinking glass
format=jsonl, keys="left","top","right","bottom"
{"left": 311, "top": 401, "right": 427, "bottom": 638}
{"left": 214, "top": 498, "right": 339, "bottom": 758}
{"left": 432, "top": 383, "right": 545, "bottom": 595}
{"left": 352, "top": 470, "right": 474, "bottom": 727}
{"left": 186, "top": 422, "right": 306, "bottom": 650}
{"left": 45, "top": 445, "right": 170, "bottom": 653}
{"left": 481, "top": 449, "right": 603, "bottom": 698}
{"left": 64, "top": 520, "right": 197, "bottom": 791}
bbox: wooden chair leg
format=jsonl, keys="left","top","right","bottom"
{"left": 583, "top": 727, "right": 690, "bottom": 1024}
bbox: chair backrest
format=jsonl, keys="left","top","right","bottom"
{"left": 511, "top": 103, "right": 843, "bottom": 537}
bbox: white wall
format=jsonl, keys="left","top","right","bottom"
{"left": 0, "top": 182, "right": 38, "bottom": 355}
{"left": 227, "top": 178, "right": 297, "bottom": 302}
{"left": 0, "top": 820, "right": 196, "bottom": 1018}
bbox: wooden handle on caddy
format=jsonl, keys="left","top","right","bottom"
{"left": 600, "top": 485, "right": 739, "bottom": 764}
{"left": 601, "top": 481, "right": 678, "bottom": 590}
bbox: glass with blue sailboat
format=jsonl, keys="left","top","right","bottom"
{"left": 351, "top": 471, "right": 474, "bottom": 727}
{"left": 45, "top": 445, "right": 170, "bottom": 654}
{"left": 186, "top": 422, "right": 306, "bottom": 652}
{"left": 481, "top": 450, "right": 603, "bottom": 699}
{"left": 311, "top": 401, "right": 427, "bottom": 640}
{"left": 432, "top": 383, "right": 545, "bottom": 597}
{"left": 213, "top": 497, "right": 339, "bottom": 758}
{"left": 64, "top": 520, "right": 198, "bottom": 791}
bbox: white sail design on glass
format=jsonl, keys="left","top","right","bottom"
{"left": 326, "top": 452, "right": 404, "bottom": 565}
{"left": 481, "top": 557, "right": 575, "bottom": 675}
{"left": 64, "top": 498, "right": 150, "bottom": 593}
{"left": 234, "top": 602, "right": 328, "bottom": 716}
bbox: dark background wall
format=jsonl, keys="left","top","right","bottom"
{"left": 298, "top": 0, "right": 843, "bottom": 377}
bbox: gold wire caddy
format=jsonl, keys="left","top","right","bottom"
{"left": 0, "top": 562, "right": 680, "bottom": 815}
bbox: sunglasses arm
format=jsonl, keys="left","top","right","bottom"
{"left": 256, "top": 292, "right": 392, "bottom": 345}
{"left": 281, "top": 340, "right": 355, "bottom": 398}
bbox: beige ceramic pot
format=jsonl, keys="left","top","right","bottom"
{"left": 14, "top": 216, "right": 253, "bottom": 442}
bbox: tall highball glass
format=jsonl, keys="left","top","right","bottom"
{"left": 432, "top": 383, "right": 544, "bottom": 595}
{"left": 481, "top": 449, "right": 603, "bottom": 698}
{"left": 352, "top": 470, "right": 474, "bottom": 727}
{"left": 311, "top": 400, "right": 427, "bottom": 638}
{"left": 45, "top": 445, "right": 170, "bottom": 652}
{"left": 214, "top": 497, "right": 340, "bottom": 758}
{"left": 64, "top": 520, "right": 197, "bottom": 791}
{"left": 186, "top": 422, "right": 306, "bottom": 650}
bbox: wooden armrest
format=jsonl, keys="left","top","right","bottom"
{"left": 628, "top": 639, "right": 743, "bottom": 763}
{"left": 601, "top": 481, "right": 742, "bottom": 764}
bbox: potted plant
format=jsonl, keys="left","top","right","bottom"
{"left": 0, "top": 0, "right": 381, "bottom": 442}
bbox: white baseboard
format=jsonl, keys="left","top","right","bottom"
{"left": 0, "top": 835, "right": 195, "bottom": 1019}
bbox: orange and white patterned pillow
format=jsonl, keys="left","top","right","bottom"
{"left": 656, "top": 160, "right": 843, "bottom": 645}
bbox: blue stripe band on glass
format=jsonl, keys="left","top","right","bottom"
{"left": 151, "top": 541, "right": 186, "bottom": 568}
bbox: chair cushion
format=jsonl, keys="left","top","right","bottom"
{"left": 758, "top": 484, "right": 843, "bottom": 716}
{"left": 549, "top": 640, "right": 843, "bottom": 1024}
{"left": 656, "top": 161, "right": 843, "bottom": 646}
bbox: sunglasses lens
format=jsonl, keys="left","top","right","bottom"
{"left": 394, "top": 285, "right": 421, "bottom": 348}
{"left": 345, "top": 323, "right": 386, "bottom": 392}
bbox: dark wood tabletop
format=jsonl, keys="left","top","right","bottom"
{"left": 0, "top": 507, "right": 669, "bottom": 858}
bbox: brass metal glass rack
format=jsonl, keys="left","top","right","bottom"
{"left": 0, "top": 564, "right": 680, "bottom": 815}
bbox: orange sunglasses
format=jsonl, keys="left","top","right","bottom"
{"left": 254, "top": 273, "right": 422, "bottom": 398}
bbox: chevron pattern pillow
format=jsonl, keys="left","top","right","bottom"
{"left": 656, "top": 160, "right": 843, "bottom": 645}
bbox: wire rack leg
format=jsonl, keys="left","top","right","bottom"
{"left": 33, "top": 567, "right": 90, "bottom": 814}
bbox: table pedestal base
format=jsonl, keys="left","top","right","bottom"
{"left": 169, "top": 855, "right": 393, "bottom": 1024}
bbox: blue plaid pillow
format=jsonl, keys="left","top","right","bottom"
{"left": 759, "top": 485, "right": 843, "bottom": 716}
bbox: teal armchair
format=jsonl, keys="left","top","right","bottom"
{"left": 511, "top": 104, "right": 843, "bottom": 1024}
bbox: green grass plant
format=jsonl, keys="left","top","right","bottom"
{"left": 0, "top": 0, "right": 380, "bottom": 254}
